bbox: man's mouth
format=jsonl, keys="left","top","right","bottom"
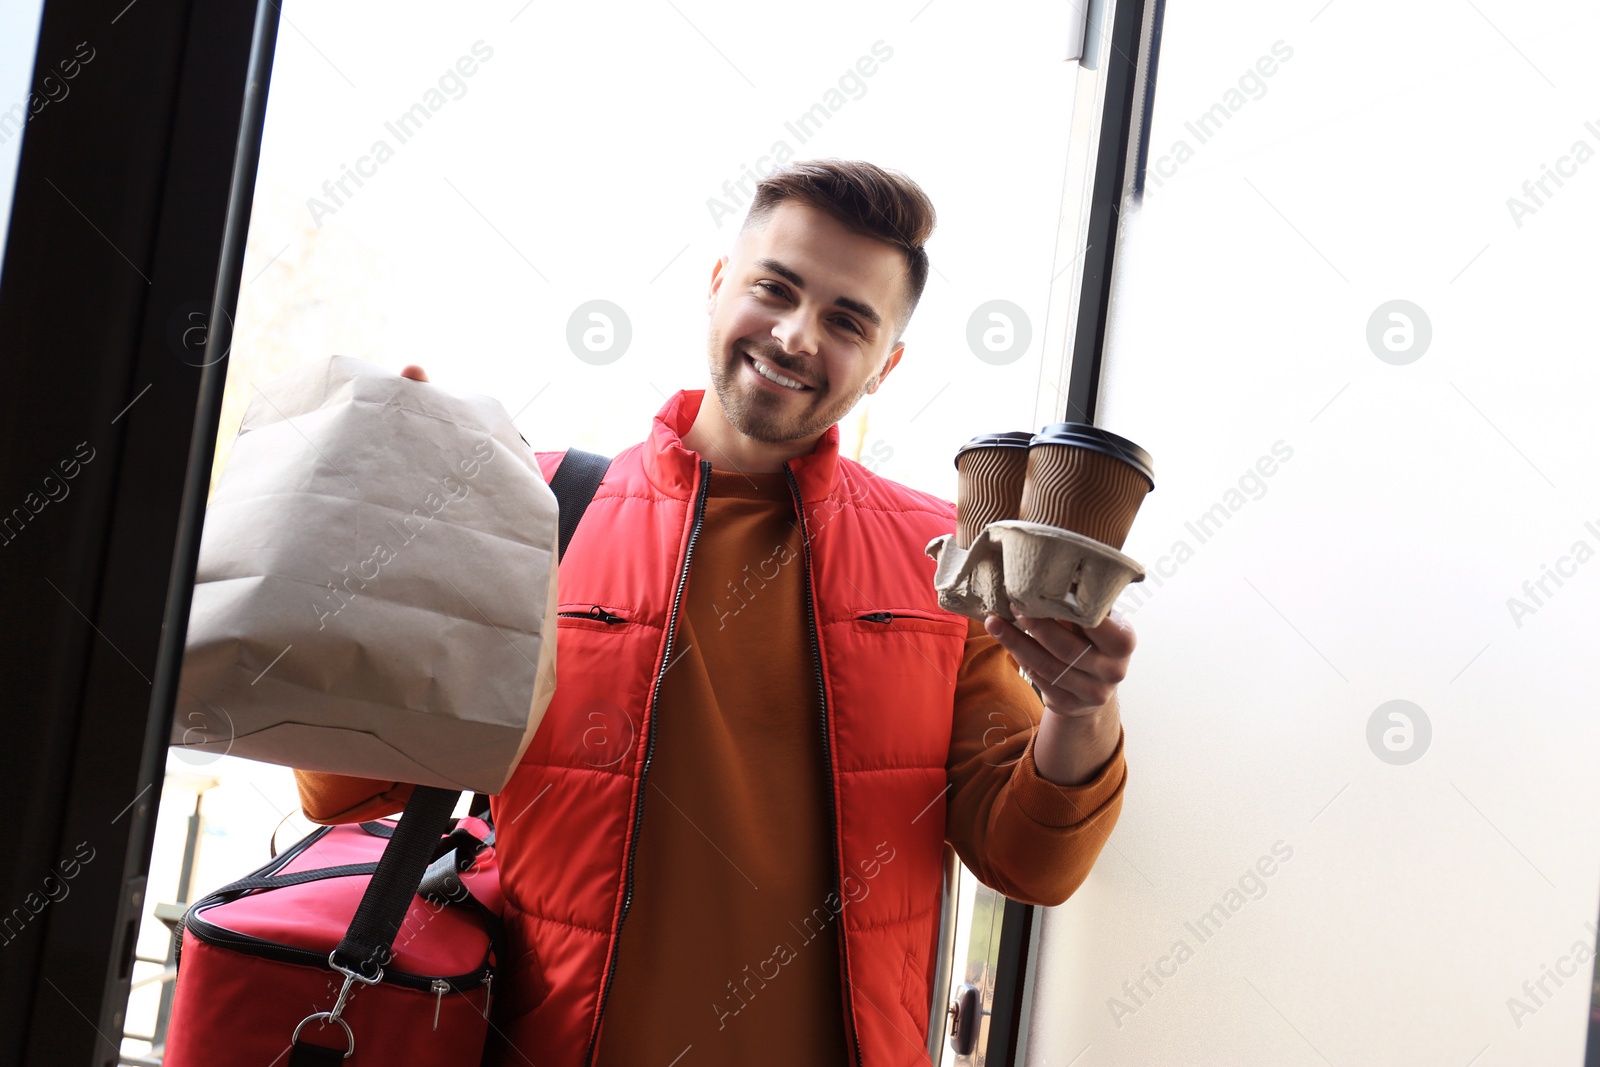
{"left": 742, "top": 349, "right": 813, "bottom": 392}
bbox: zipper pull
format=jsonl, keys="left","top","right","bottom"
{"left": 557, "top": 605, "right": 626, "bottom": 624}
{"left": 482, "top": 970, "right": 494, "bottom": 1018}
{"left": 432, "top": 978, "right": 449, "bottom": 1030}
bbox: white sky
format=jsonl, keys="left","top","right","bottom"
{"left": 226, "top": 0, "right": 1094, "bottom": 502}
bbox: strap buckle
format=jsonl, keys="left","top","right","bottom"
{"left": 328, "top": 950, "right": 385, "bottom": 989}
{"left": 289, "top": 953, "right": 383, "bottom": 1060}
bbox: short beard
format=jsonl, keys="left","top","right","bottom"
{"left": 708, "top": 342, "right": 872, "bottom": 445}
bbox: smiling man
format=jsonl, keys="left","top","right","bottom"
{"left": 295, "top": 158, "right": 1132, "bottom": 1067}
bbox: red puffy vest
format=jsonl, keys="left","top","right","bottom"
{"left": 489, "top": 389, "right": 967, "bottom": 1066}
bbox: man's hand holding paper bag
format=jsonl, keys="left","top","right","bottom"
{"left": 173, "top": 355, "right": 561, "bottom": 793}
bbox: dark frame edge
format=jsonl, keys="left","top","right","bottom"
{"left": 1063, "top": 0, "right": 1155, "bottom": 427}
{"left": 987, "top": 0, "right": 1156, "bottom": 1061}
{"left": 0, "top": 0, "right": 279, "bottom": 1060}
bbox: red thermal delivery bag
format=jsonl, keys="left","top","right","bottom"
{"left": 164, "top": 803, "right": 502, "bottom": 1066}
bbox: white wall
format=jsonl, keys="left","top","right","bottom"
{"left": 1027, "top": 2, "right": 1600, "bottom": 1065}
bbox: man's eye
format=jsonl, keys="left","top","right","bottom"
{"left": 754, "top": 283, "right": 860, "bottom": 334}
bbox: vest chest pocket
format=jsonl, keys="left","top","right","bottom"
{"left": 534, "top": 604, "right": 647, "bottom": 772}
{"left": 852, "top": 607, "right": 969, "bottom": 638}
{"left": 837, "top": 608, "right": 968, "bottom": 738}
{"left": 555, "top": 603, "right": 631, "bottom": 629}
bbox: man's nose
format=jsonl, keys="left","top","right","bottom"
{"left": 771, "top": 310, "right": 820, "bottom": 357}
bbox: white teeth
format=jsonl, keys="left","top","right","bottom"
{"left": 748, "top": 354, "right": 807, "bottom": 390}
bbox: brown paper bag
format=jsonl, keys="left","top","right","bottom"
{"left": 172, "top": 355, "right": 559, "bottom": 792}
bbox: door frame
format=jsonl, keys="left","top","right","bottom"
{"left": 0, "top": 0, "right": 277, "bottom": 1060}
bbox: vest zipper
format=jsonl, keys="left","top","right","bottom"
{"left": 556, "top": 605, "right": 627, "bottom": 624}
{"left": 585, "top": 458, "right": 711, "bottom": 1067}
{"left": 785, "top": 464, "right": 866, "bottom": 1067}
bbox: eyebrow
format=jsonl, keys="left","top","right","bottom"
{"left": 755, "top": 257, "right": 882, "bottom": 329}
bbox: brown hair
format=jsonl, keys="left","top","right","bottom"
{"left": 740, "top": 158, "right": 935, "bottom": 341}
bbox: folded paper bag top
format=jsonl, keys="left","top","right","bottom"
{"left": 173, "top": 355, "right": 561, "bottom": 793}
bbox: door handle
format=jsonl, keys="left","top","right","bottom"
{"left": 948, "top": 982, "right": 982, "bottom": 1056}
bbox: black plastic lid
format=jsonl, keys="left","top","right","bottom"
{"left": 953, "top": 431, "right": 1033, "bottom": 467}
{"left": 1031, "top": 422, "right": 1155, "bottom": 489}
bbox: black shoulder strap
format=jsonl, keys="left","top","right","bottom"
{"left": 326, "top": 785, "right": 457, "bottom": 979}
{"left": 314, "top": 447, "right": 614, "bottom": 1039}
{"left": 548, "top": 447, "right": 613, "bottom": 561}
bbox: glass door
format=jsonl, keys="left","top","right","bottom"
{"left": 120, "top": 0, "right": 1111, "bottom": 1060}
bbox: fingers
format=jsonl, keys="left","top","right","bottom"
{"left": 1011, "top": 604, "right": 1134, "bottom": 662}
{"left": 984, "top": 614, "right": 1117, "bottom": 712}
{"left": 985, "top": 610, "right": 1130, "bottom": 686}
{"left": 1000, "top": 612, "right": 1090, "bottom": 673}
{"left": 400, "top": 364, "right": 430, "bottom": 383}
{"left": 1036, "top": 666, "right": 1116, "bottom": 714}
{"left": 1006, "top": 612, "right": 1128, "bottom": 685}
{"left": 1083, "top": 609, "right": 1137, "bottom": 659}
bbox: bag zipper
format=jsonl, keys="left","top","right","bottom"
{"left": 173, "top": 827, "right": 333, "bottom": 970}
{"left": 184, "top": 899, "right": 494, "bottom": 993}
{"left": 557, "top": 605, "right": 627, "bottom": 624}
{"left": 786, "top": 464, "right": 865, "bottom": 1067}
{"left": 585, "top": 458, "right": 711, "bottom": 1067}
{"left": 179, "top": 822, "right": 493, "bottom": 993}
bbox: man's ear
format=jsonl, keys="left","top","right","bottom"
{"left": 707, "top": 255, "right": 730, "bottom": 315}
{"left": 865, "top": 344, "right": 905, "bottom": 395}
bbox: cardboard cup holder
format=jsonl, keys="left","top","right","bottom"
{"left": 925, "top": 519, "right": 1145, "bottom": 629}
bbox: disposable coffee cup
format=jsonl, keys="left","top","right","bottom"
{"left": 1018, "top": 423, "right": 1154, "bottom": 550}
{"left": 953, "top": 432, "right": 1033, "bottom": 548}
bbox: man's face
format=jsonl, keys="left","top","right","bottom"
{"left": 705, "top": 200, "right": 908, "bottom": 445}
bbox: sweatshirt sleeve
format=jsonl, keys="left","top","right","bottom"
{"left": 293, "top": 770, "right": 414, "bottom": 825}
{"left": 944, "top": 619, "right": 1127, "bottom": 907}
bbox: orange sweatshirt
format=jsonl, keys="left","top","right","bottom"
{"left": 295, "top": 467, "right": 1126, "bottom": 1064}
